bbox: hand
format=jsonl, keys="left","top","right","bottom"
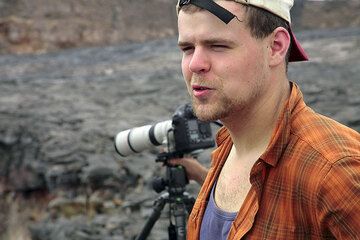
{"left": 168, "top": 157, "right": 208, "bottom": 185}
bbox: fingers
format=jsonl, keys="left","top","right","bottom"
{"left": 168, "top": 157, "right": 198, "bottom": 168}
{"left": 166, "top": 157, "right": 208, "bottom": 185}
{"left": 168, "top": 158, "right": 183, "bottom": 166}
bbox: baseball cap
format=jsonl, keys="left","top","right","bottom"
{"left": 177, "top": 0, "right": 309, "bottom": 62}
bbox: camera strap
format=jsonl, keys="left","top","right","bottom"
{"left": 179, "top": 0, "right": 236, "bottom": 24}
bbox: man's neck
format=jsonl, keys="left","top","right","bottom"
{"left": 222, "top": 79, "right": 290, "bottom": 161}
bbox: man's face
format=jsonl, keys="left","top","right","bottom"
{"left": 178, "top": 1, "right": 271, "bottom": 122}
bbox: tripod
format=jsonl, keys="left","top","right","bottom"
{"left": 135, "top": 153, "right": 195, "bottom": 240}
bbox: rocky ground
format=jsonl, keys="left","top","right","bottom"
{"left": 0, "top": 1, "right": 359, "bottom": 240}
{"left": 0, "top": 35, "right": 210, "bottom": 240}
{"left": 0, "top": 27, "right": 359, "bottom": 240}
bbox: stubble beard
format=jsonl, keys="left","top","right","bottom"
{"left": 191, "top": 91, "right": 241, "bottom": 122}
{"left": 190, "top": 75, "right": 241, "bottom": 122}
{"left": 190, "top": 78, "right": 263, "bottom": 123}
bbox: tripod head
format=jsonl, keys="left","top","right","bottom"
{"left": 153, "top": 152, "right": 189, "bottom": 196}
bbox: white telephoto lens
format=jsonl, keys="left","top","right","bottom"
{"left": 153, "top": 120, "right": 173, "bottom": 144}
{"left": 114, "top": 120, "right": 172, "bottom": 157}
{"left": 115, "top": 125, "right": 152, "bottom": 156}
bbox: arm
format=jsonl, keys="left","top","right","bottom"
{"left": 168, "top": 157, "right": 209, "bottom": 185}
{"left": 317, "top": 157, "right": 360, "bottom": 239}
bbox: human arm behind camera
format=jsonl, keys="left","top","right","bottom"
{"left": 168, "top": 157, "right": 209, "bottom": 185}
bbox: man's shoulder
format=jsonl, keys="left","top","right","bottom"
{"left": 290, "top": 106, "right": 360, "bottom": 164}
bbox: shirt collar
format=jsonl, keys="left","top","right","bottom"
{"left": 260, "top": 82, "right": 306, "bottom": 166}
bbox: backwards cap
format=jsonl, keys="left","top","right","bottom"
{"left": 177, "top": 0, "right": 308, "bottom": 62}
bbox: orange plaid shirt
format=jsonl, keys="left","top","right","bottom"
{"left": 187, "top": 82, "right": 360, "bottom": 239}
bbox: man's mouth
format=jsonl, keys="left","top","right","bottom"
{"left": 192, "top": 85, "right": 213, "bottom": 97}
{"left": 193, "top": 85, "right": 210, "bottom": 91}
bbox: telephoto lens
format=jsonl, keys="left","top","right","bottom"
{"left": 114, "top": 120, "right": 172, "bottom": 157}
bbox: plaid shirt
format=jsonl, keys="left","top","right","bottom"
{"left": 187, "top": 82, "right": 360, "bottom": 239}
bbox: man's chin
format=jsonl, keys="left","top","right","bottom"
{"left": 193, "top": 107, "right": 220, "bottom": 122}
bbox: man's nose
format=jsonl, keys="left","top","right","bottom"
{"left": 189, "top": 48, "right": 210, "bottom": 74}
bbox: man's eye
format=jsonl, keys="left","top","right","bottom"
{"left": 181, "top": 46, "right": 194, "bottom": 54}
{"left": 212, "top": 45, "right": 228, "bottom": 50}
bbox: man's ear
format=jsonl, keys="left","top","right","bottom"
{"left": 268, "top": 27, "right": 291, "bottom": 67}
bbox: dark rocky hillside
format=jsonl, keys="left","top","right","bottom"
{"left": 0, "top": 0, "right": 359, "bottom": 54}
{"left": 0, "top": 0, "right": 177, "bottom": 54}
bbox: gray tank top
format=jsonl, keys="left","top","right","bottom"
{"left": 200, "top": 182, "right": 237, "bottom": 240}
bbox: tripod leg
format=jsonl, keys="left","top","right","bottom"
{"left": 183, "top": 193, "right": 195, "bottom": 214}
{"left": 170, "top": 200, "right": 187, "bottom": 240}
{"left": 135, "top": 194, "right": 168, "bottom": 240}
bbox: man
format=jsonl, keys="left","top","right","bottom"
{"left": 169, "top": 0, "right": 360, "bottom": 239}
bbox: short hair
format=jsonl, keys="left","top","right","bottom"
{"left": 243, "top": 4, "right": 291, "bottom": 66}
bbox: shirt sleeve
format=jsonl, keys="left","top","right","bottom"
{"left": 317, "top": 156, "right": 360, "bottom": 239}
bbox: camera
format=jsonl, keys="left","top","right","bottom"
{"left": 114, "top": 103, "right": 215, "bottom": 157}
